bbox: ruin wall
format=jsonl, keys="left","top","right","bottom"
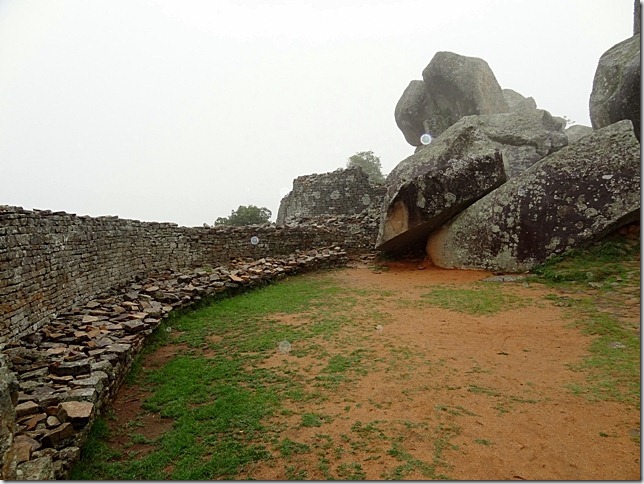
{"left": 276, "top": 167, "right": 386, "bottom": 224}
{"left": 0, "top": 205, "right": 377, "bottom": 345}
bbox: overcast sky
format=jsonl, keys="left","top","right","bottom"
{"left": 0, "top": 0, "right": 634, "bottom": 227}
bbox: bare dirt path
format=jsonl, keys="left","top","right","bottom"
{"left": 108, "top": 260, "right": 640, "bottom": 480}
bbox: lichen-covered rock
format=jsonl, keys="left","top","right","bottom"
{"left": 634, "top": 0, "right": 640, "bottom": 35}
{"left": 420, "top": 52, "right": 509, "bottom": 138}
{"left": 16, "top": 455, "right": 54, "bottom": 480}
{"left": 565, "top": 124, "right": 593, "bottom": 144}
{"left": 389, "top": 109, "right": 566, "bottom": 186}
{"left": 394, "top": 51, "right": 509, "bottom": 145}
{"left": 502, "top": 88, "right": 537, "bottom": 112}
{"left": 589, "top": 34, "right": 641, "bottom": 141}
{"left": 426, "top": 120, "right": 640, "bottom": 272}
{"left": 377, "top": 127, "right": 507, "bottom": 253}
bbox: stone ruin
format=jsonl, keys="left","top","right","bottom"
{"left": 276, "top": 166, "right": 386, "bottom": 225}
{"left": 0, "top": 206, "right": 378, "bottom": 479}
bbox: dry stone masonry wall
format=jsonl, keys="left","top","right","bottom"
{"left": 0, "top": 204, "right": 380, "bottom": 479}
{"left": 0, "top": 205, "right": 377, "bottom": 344}
{"left": 276, "top": 167, "right": 386, "bottom": 224}
{"left": 2, "top": 248, "right": 352, "bottom": 479}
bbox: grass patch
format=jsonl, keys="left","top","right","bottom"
{"left": 300, "top": 413, "right": 332, "bottom": 428}
{"left": 418, "top": 284, "right": 529, "bottom": 315}
{"left": 72, "top": 274, "right": 355, "bottom": 480}
{"left": 531, "top": 235, "right": 639, "bottom": 286}
{"left": 531, "top": 235, "right": 640, "bottom": 408}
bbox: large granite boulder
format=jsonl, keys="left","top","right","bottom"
{"left": 565, "top": 124, "right": 593, "bottom": 144}
{"left": 391, "top": 109, "right": 567, "bottom": 183}
{"left": 426, "top": 120, "right": 640, "bottom": 272}
{"left": 394, "top": 51, "right": 509, "bottom": 146}
{"left": 589, "top": 34, "right": 640, "bottom": 141}
{"left": 502, "top": 88, "right": 537, "bottom": 112}
{"left": 394, "top": 80, "right": 431, "bottom": 146}
{"left": 634, "top": 0, "right": 640, "bottom": 35}
{"left": 376, "top": 132, "right": 507, "bottom": 254}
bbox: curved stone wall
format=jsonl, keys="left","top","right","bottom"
{"left": 0, "top": 205, "right": 377, "bottom": 345}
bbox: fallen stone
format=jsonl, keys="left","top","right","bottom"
{"left": 20, "top": 413, "right": 47, "bottom": 431}
{"left": 14, "top": 435, "right": 39, "bottom": 464}
{"left": 66, "top": 387, "right": 97, "bottom": 403}
{"left": 46, "top": 416, "right": 61, "bottom": 428}
{"left": 49, "top": 360, "right": 91, "bottom": 377}
{"left": 81, "top": 315, "right": 101, "bottom": 324}
{"left": 122, "top": 320, "right": 147, "bottom": 332}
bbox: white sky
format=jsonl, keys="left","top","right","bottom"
{"left": 0, "top": 0, "right": 634, "bottom": 227}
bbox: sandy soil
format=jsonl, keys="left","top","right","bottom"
{"left": 107, "top": 260, "right": 640, "bottom": 480}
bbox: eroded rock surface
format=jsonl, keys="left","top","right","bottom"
{"left": 565, "top": 124, "right": 593, "bottom": 144}
{"left": 502, "top": 88, "right": 537, "bottom": 112}
{"left": 426, "top": 121, "right": 640, "bottom": 271}
{"left": 394, "top": 51, "right": 509, "bottom": 145}
{"left": 377, "top": 122, "right": 508, "bottom": 253}
{"left": 590, "top": 34, "right": 641, "bottom": 141}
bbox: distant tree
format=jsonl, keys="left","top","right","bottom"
{"left": 562, "top": 115, "right": 576, "bottom": 128}
{"left": 214, "top": 205, "right": 272, "bottom": 226}
{"left": 346, "top": 150, "right": 385, "bottom": 184}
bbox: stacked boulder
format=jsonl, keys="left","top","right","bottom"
{"left": 426, "top": 121, "right": 640, "bottom": 271}
{"left": 589, "top": 19, "right": 640, "bottom": 140}
{"left": 395, "top": 51, "right": 510, "bottom": 145}
{"left": 382, "top": 13, "right": 640, "bottom": 271}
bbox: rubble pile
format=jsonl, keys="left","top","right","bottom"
{"left": 3, "top": 247, "right": 348, "bottom": 479}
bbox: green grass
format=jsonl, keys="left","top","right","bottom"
{"left": 71, "top": 233, "right": 640, "bottom": 479}
{"left": 300, "top": 412, "right": 332, "bottom": 428}
{"left": 474, "top": 438, "right": 492, "bottom": 446}
{"left": 418, "top": 284, "right": 529, "bottom": 315}
{"left": 71, "top": 272, "right": 399, "bottom": 480}
{"left": 531, "top": 235, "right": 640, "bottom": 408}
{"left": 71, "top": 274, "right": 359, "bottom": 480}
{"left": 531, "top": 235, "right": 639, "bottom": 285}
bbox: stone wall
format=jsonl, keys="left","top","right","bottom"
{"left": 276, "top": 167, "right": 386, "bottom": 224}
{"left": 0, "top": 202, "right": 381, "bottom": 479}
{"left": 0, "top": 205, "right": 377, "bottom": 345}
{"left": 2, "top": 248, "right": 351, "bottom": 479}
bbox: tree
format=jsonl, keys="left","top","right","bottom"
{"left": 214, "top": 205, "right": 272, "bottom": 226}
{"left": 346, "top": 150, "right": 385, "bottom": 184}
